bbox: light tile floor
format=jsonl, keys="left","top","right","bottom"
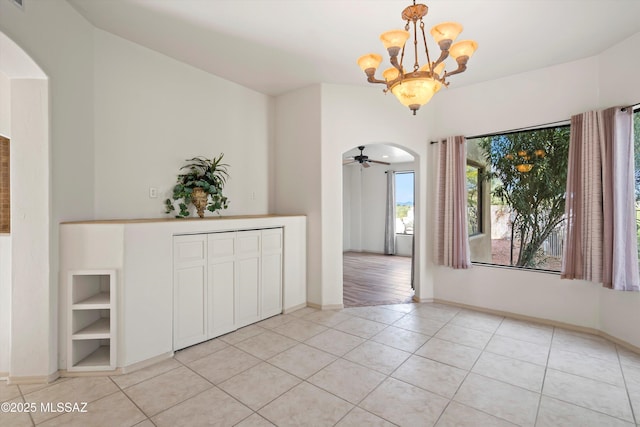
{"left": 2, "top": 302, "right": 640, "bottom": 426}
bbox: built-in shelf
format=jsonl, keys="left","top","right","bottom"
{"left": 72, "top": 292, "right": 110, "bottom": 309}
{"left": 74, "top": 345, "right": 110, "bottom": 368}
{"left": 67, "top": 270, "right": 116, "bottom": 372}
{"left": 72, "top": 317, "right": 110, "bottom": 339}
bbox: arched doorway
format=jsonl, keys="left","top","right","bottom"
{"left": 342, "top": 143, "right": 416, "bottom": 307}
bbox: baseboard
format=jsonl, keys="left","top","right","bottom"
{"left": 283, "top": 302, "right": 307, "bottom": 314}
{"left": 118, "top": 351, "right": 174, "bottom": 374}
{"left": 433, "top": 298, "right": 640, "bottom": 354}
{"left": 306, "top": 302, "right": 344, "bottom": 310}
{"left": 7, "top": 370, "right": 59, "bottom": 385}
{"left": 59, "top": 368, "right": 120, "bottom": 378}
{"left": 413, "top": 296, "right": 434, "bottom": 303}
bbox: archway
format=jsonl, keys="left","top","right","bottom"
{"left": 341, "top": 143, "right": 417, "bottom": 307}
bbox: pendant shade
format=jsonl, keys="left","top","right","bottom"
{"left": 430, "top": 22, "right": 463, "bottom": 44}
{"left": 449, "top": 40, "right": 478, "bottom": 60}
{"left": 357, "top": 53, "right": 383, "bottom": 71}
{"left": 380, "top": 30, "right": 410, "bottom": 50}
{"left": 389, "top": 77, "right": 442, "bottom": 109}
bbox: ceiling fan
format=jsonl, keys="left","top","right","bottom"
{"left": 343, "top": 146, "right": 390, "bottom": 168}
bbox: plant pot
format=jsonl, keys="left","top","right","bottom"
{"left": 191, "top": 187, "right": 208, "bottom": 218}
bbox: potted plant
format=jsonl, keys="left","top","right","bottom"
{"left": 164, "top": 154, "right": 230, "bottom": 218}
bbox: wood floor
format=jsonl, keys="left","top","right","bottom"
{"left": 343, "top": 251, "right": 414, "bottom": 307}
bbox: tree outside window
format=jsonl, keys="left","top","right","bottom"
{"left": 469, "top": 126, "right": 570, "bottom": 270}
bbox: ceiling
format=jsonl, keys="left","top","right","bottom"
{"left": 66, "top": 0, "right": 640, "bottom": 165}
{"left": 68, "top": 0, "right": 640, "bottom": 97}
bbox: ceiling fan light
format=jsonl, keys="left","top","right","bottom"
{"left": 380, "top": 30, "right": 410, "bottom": 50}
{"left": 449, "top": 40, "right": 478, "bottom": 60}
{"left": 430, "top": 22, "right": 463, "bottom": 44}
{"left": 357, "top": 53, "right": 383, "bottom": 71}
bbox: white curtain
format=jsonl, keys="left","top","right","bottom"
{"left": 384, "top": 170, "right": 396, "bottom": 255}
{"left": 562, "top": 107, "right": 639, "bottom": 291}
{"left": 435, "top": 136, "right": 471, "bottom": 269}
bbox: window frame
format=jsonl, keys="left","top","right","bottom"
{"left": 395, "top": 170, "right": 415, "bottom": 236}
{"left": 466, "top": 160, "right": 484, "bottom": 237}
{"left": 466, "top": 123, "right": 571, "bottom": 273}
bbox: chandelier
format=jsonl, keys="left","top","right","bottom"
{"left": 357, "top": 0, "right": 477, "bottom": 115}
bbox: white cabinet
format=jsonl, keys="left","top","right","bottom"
{"left": 261, "top": 228, "right": 284, "bottom": 319}
{"left": 173, "top": 228, "right": 283, "bottom": 350}
{"left": 173, "top": 235, "right": 208, "bottom": 350}
{"left": 67, "top": 270, "right": 116, "bottom": 371}
{"left": 208, "top": 232, "right": 236, "bottom": 337}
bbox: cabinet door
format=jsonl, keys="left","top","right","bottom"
{"left": 208, "top": 232, "right": 236, "bottom": 338}
{"left": 173, "top": 235, "right": 208, "bottom": 350}
{"left": 261, "top": 228, "right": 283, "bottom": 319}
{"left": 235, "top": 231, "right": 261, "bottom": 328}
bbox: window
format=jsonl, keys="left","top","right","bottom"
{"left": 467, "top": 125, "right": 570, "bottom": 271}
{"left": 0, "top": 136, "right": 8, "bottom": 233}
{"left": 466, "top": 162, "right": 482, "bottom": 236}
{"left": 395, "top": 171, "right": 414, "bottom": 235}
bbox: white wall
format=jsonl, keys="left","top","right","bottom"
{"left": 274, "top": 85, "right": 322, "bottom": 305}
{"left": 93, "top": 30, "right": 272, "bottom": 219}
{"left": 9, "top": 79, "right": 50, "bottom": 379}
{"left": 0, "top": 72, "right": 9, "bottom": 135}
{"left": 431, "top": 32, "right": 640, "bottom": 348}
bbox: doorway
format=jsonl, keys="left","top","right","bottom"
{"left": 342, "top": 144, "right": 415, "bottom": 307}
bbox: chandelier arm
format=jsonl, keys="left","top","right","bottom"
{"left": 431, "top": 50, "right": 448, "bottom": 69}
{"left": 390, "top": 55, "right": 404, "bottom": 73}
{"left": 443, "top": 61, "right": 467, "bottom": 78}
{"left": 364, "top": 69, "right": 388, "bottom": 85}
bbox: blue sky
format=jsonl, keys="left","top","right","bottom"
{"left": 396, "top": 172, "right": 414, "bottom": 204}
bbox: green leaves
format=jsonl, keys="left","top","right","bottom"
{"left": 166, "top": 153, "right": 231, "bottom": 218}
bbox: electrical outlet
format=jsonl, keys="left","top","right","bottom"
{"left": 149, "top": 187, "right": 158, "bottom": 198}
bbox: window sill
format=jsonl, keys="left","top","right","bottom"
{"left": 470, "top": 261, "right": 561, "bottom": 276}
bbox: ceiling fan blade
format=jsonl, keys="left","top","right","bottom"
{"left": 343, "top": 160, "right": 356, "bottom": 165}
{"left": 362, "top": 162, "right": 371, "bottom": 168}
{"left": 369, "top": 160, "right": 391, "bottom": 165}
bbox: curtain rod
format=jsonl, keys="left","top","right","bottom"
{"left": 430, "top": 103, "right": 639, "bottom": 144}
